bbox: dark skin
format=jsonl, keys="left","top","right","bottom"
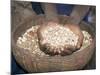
{"left": 37, "top": 21, "right": 84, "bottom": 56}
{"left": 31, "top": 3, "right": 84, "bottom": 56}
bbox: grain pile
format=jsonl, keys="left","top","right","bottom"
{"left": 16, "top": 25, "right": 48, "bottom": 57}
{"left": 16, "top": 25, "right": 92, "bottom": 57}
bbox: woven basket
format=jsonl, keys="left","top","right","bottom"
{"left": 11, "top": 15, "right": 95, "bottom": 73}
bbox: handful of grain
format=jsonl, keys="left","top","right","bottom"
{"left": 38, "top": 22, "right": 84, "bottom": 55}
